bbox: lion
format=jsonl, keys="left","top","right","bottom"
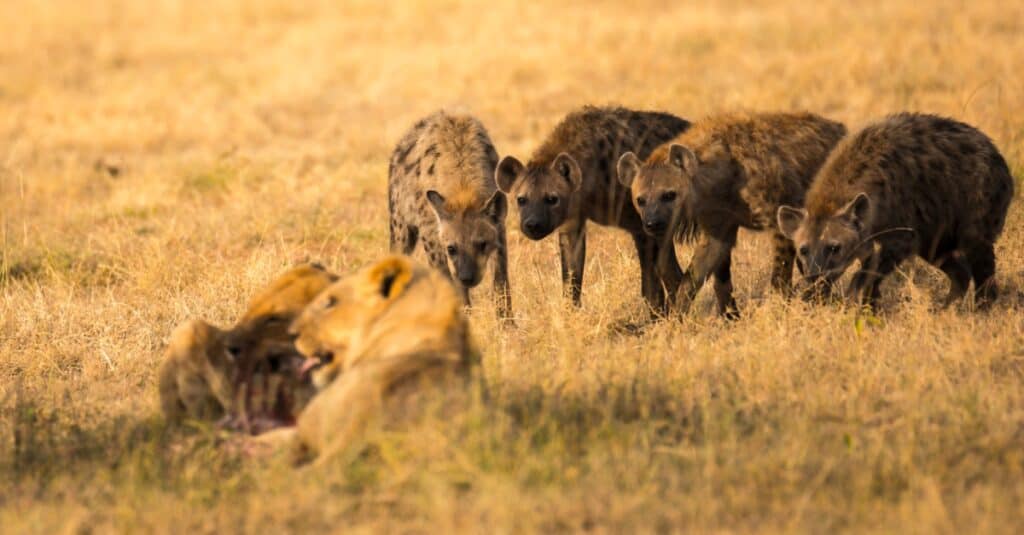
{"left": 280, "top": 254, "right": 478, "bottom": 466}
{"left": 158, "top": 263, "right": 338, "bottom": 432}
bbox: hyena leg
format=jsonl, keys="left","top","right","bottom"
{"left": 558, "top": 223, "right": 587, "bottom": 307}
{"left": 656, "top": 236, "right": 685, "bottom": 313}
{"left": 965, "top": 243, "right": 998, "bottom": 307}
{"left": 934, "top": 250, "right": 971, "bottom": 308}
{"left": 770, "top": 231, "right": 797, "bottom": 297}
{"left": 678, "top": 228, "right": 737, "bottom": 316}
{"left": 847, "top": 245, "right": 908, "bottom": 310}
{"left": 493, "top": 230, "right": 513, "bottom": 321}
{"left": 712, "top": 247, "right": 740, "bottom": 319}
{"left": 632, "top": 232, "right": 665, "bottom": 316}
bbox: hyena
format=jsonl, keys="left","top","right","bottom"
{"left": 617, "top": 112, "right": 847, "bottom": 317}
{"left": 777, "top": 112, "right": 1014, "bottom": 309}
{"left": 496, "top": 106, "right": 690, "bottom": 314}
{"left": 388, "top": 111, "right": 511, "bottom": 319}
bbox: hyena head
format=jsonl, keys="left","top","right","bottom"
{"left": 617, "top": 144, "right": 693, "bottom": 237}
{"left": 426, "top": 190, "right": 507, "bottom": 288}
{"left": 495, "top": 152, "right": 581, "bottom": 240}
{"left": 777, "top": 193, "right": 873, "bottom": 286}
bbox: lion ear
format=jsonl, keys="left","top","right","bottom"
{"left": 368, "top": 256, "right": 414, "bottom": 300}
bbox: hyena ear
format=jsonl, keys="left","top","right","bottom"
{"left": 368, "top": 256, "right": 414, "bottom": 300}
{"left": 425, "top": 190, "right": 451, "bottom": 220}
{"left": 838, "top": 192, "right": 871, "bottom": 226}
{"left": 495, "top": 156, "right": 524, "bottom": 194}
{"left": 552, "top": 152, "right": 582, "bottom": 192}
{"left": 776, "top": 205, "right": 807, "bottom": 240}
{"left": 482, "top": 191, "right": 507, "bottom": 224}
{"left": 617, "top": 152, "right": 640, "bottom": 188}
{"left": 668, "top": 144, "right": 698, "bottom": 175}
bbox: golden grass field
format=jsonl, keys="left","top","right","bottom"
{"left": 2, "top": 0, "right": 1024, "bottom": 532}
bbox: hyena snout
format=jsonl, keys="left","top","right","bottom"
{"left": 521, "top": 216, "right": 553, "bottom": 240}
{"left": 640, "top": 206, "right": 673, "bottom": 236}
{"left": 453, "top": 256, "right": 482, "bottom": 288}
{"left": 643, "top": 217, "right": 669, "bottom": 234}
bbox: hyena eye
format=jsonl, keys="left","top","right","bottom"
{"left": 826, "top": 243, "right": 842, "bottom": 255}
{"left": 636, "top": 197, "right": 647, "bottom": 207}
{"left": 474, "top": 241, "right": 488, "bottom": 253}
{"left": 446, "top": 245, "right": 458, "bottom": 256}
{"left": 323, "top": 295, "right": 338, "bottom": 309}
{"left": 516, "top": 196, "right": 527, "bottom": 206}
{"left": 543, "top": 195, "right": 559, "bottom": 206}
{"left": 660, "top": 191, "right": 677, "bottom": 202}
{"left": 798, "top": 245, "right": 810, "bottom": 257}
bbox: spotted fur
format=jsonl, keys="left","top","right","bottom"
{"left": 496, "top": 105, "right": 690, "bottom": 315}
{"left": 778, "top": 112, "right": 1014, "bottom": 308}
{"left": 620, "top": 111, "right": 846, "bottom": 317}
{"left": 388, "top": 111, "right": 511, "bottom": 319}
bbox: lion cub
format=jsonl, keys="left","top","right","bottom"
{"left": 158, "top": 263, "right": 337, "bottom": 431}
{"left": 284, "top": 255, "right": 477, "bottom": 466}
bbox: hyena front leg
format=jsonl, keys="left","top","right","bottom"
{"left": 677, "top": 227, "right": 738, "bottom": 318}
{"left": 656, "top": 235, "right": 685, "bottom": 312}
{"left": 631, "top": 231, "right": 665, "bottom": 317}
{"left": 493, "top": 229, "right": 513, "bottom": 321}
{"left": 934, "top": 250, "right": 971, "bottom": 308}
{"left": 770, "top": 231, "right": 797, "bottom": 297}
{"left": 847, "top": 241, "right": 911, "bottom": 310}
{"left": 558, "top": 223, "right": 587, "bottom": 307}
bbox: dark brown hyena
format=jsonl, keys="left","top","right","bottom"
{"left": 495, "top": 106, "right": 690, "bottom": 314}
{"left": 777, "top": 112, "right": 1014, "bottom": 309}
{"left": 388, "top": 111, "right": 511, "bottom": 319}
{"left": 617, "top": 111, "right": 847, "bottom": 318}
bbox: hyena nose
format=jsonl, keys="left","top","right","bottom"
{"left": 524, "top": 220, "right": 543, "bottom": 234}
{"left": 644, "top": 220, "right": 666, "bottom": 233}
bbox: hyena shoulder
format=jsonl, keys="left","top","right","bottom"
{"left": 389, "top": 111, "right": 498, "bottom": 216}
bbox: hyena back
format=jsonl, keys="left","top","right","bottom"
{"left": 618, "top": 111, "right": 847, "bottom": 317}
{"left": 388, "top": 111, "right": 511, "bottom": 319}
{"left": 495, "top": 105, "right": 690, "bottom": 314}
{"left": 777, "top": 112, "right": 1014, "bottom": 308}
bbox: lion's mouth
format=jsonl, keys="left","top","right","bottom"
{"left": 298, "top": 349, "right": 335, "bottom": 380}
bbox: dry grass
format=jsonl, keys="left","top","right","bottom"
{"left": 2, "top": 0, "right": 1024, "bottom": 532}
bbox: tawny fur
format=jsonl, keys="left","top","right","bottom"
{"left": 286, "top": 255, "right": 477, "bottom": 467}
{"left": 388, "top": 111, "right": 511, "bottom": 319}
{"left": 496, "top": 105, "right": 690, "bottom": 315}
{"left": 621, "top": 111, "right": 846, "bottom": 317}
{"left": 158, "top": 264, "right": 337, "bottom": 430}
{"left": 778, "top": 112, "right": 1014, "bottom": 308}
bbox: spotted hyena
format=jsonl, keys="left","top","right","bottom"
{"left": 495, "top": 106, "right": 690, "bottom": 315}
{"left": 388, "top": 111, "right": 511, "bottom": 319}
{"left": 777, "top": 112, "right": 1014, "bottom": 309}
{"left": 618, "top": 111, "right": 847, "bottom": 317}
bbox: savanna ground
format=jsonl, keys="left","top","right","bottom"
{"left": 2, "top": 0, "right": 1024, "bottom": 532}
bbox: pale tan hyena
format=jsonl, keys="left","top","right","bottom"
{"left": 388, "top": 111, "right": 511, "bottom": 319}
{"left": 496, "top": 106, "right": 690, "bottom": 315}
{"left": 617, "top": 112, "right": 846, "bottom": 318}
{"left": 777, "top": 112, "right": 1014, "bottom": 309}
